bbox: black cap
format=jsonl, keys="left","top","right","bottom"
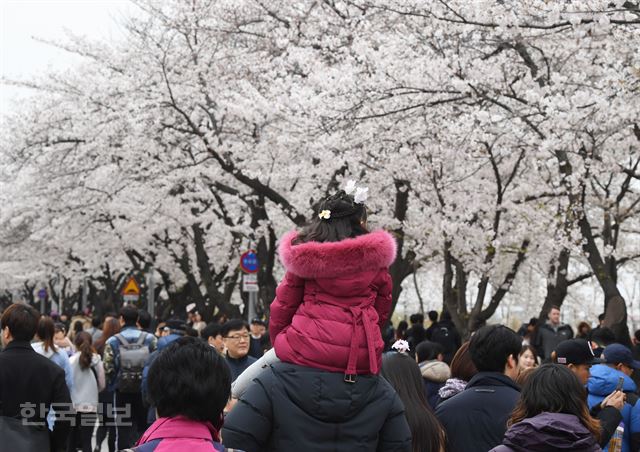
{"left": 555, "top": 339, "right": 603, "bottom": 365}
{"left": 250, "top": 318, "right": 266, "bottom": 326}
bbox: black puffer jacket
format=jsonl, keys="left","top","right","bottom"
{"left": 222, "top": 362, "right": 412, "bottom": 452}
{"left": 435, "top": 372, "right": 521, "bottom": 452}
{"left": 535, "top": 322, "right": 574, "bottom": 360}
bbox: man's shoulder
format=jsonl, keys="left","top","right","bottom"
{"left": 1, "top": 347, "right": 65, "bottom": 378}
{"left": 107, "top": 328, "right": 152, "bottom": 344}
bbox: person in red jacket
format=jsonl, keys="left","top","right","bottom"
{"left": 232, "top": 182, "right": 396, "bottom": 398}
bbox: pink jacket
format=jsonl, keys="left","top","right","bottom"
{"left": 270, "top": 230, "right": 396, "bottom": 376}
{"left": 131, "top": 416, "right": 230, "bottom": 451}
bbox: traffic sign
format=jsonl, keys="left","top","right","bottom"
{"left": 122, "top": 277, "right": 141, "bottom": 298}
{"left": 37, "top": 288, "right": 47, "bottom": 300}
{"left": 243, "top": 273, "right": 259, "bottom": 292}
{"left": 240, "top": 250, "right": 259, "bottom": 273}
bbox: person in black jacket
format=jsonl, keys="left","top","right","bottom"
{"left": 222, "top": 361, "right": 412, "bottom": 452}
{"left": 0, "top": 303, "right": 72, "bottom": 452}
{"left": 435, "top": 324, "right": 522, "bottom": 452}
{"left": 426, "top": 311, "right": 462, "bottom": 364}
{"left": 534, "top": 305, "right": 574, "bottom": 361}
{"left": 405, "top": 313, "right": 425, "bottom": 357}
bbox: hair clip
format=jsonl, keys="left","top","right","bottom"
{"left": 318, "top": 209, "right": 331, "bottom": 220}
{"left": 391, "top": 339, "right": 410, "bottom": 354}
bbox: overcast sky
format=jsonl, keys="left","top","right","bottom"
{"left": 0, "top": 0, "right": 135, "bottom": 116}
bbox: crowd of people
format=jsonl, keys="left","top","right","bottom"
{"left": 2, "top": 185, "right": 640, "bottom": 452}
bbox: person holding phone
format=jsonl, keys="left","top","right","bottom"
{"left": 553, "top": 339, "right": 625, "bottom": 448}
{"left": 586, "top": 343, "right": 640, "bottom": 452}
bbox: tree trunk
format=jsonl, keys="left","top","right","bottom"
{"left": 554, "top": 149, "right": 631, "bottom": 346}
{"left": 388, "top": 180, "right": 416, "bottom": 318}
{"left": 539, "top": 248, "right": 571, "bottom": 321}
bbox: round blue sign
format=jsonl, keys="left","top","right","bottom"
{"left": 240, "top": 251, "right": 259, "bottom": 273}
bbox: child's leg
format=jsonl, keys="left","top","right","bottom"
{"left": 231, "top": 348, "right": 280, "bottom": 399}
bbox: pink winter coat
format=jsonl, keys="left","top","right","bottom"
{"left": 270, "top": 230, "right": 396, "bottom": 376}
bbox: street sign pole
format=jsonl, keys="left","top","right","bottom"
{"left": 148, "top": 267, "right": 155, "bottom": 319}
{"left": 38, "top": 287, "right": 47, "bottom": 314}
{"left": 248, "top": 291, "right": 257, "bottom": 322}
{"left": 81, "top": 278, "right": 88, "bottom": 312}
{"left": 240, "top": 250, "right": 260, "bottom": 321}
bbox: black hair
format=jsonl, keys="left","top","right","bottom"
{"left": 381, "top": 353, "right": 445, "bottom": 452}
{"left": 54, "top": 322, "right": 66, "bottom": 334}
{"left": 295, "top": 190, "right": 368, "bottom": 244}
{"left": 92, "top": 317, "right": 102, "bottom": 329}
{"left": 137, "top": 309, "right": 151, "bottom": 330}
{"left": 441, "top": 311, "right": 452, "bottom": 321}
{"left": 148, "top": 336, "right": 231, "bottom": 425}
{"left": 201, "top": 323, "right": 223, "bottom": 340}
{"left": 598, "top": 313, "right": 606, "bottom": 322}
{"left": 428, "top": 311, "right": 438, "bottom": 323}
{"left": 635, "top": 329, "right": 640, "bottom": 343}
{"left": 1, "top": 304, "right": 40, "bottom": 342}
{"left": 221, "top": 319, "right": 249, "bottom": 337}
{"left": 510, "top": 364, "right": 600, "bottom": 441}
{"left": 396, "top": 320, "right": 409, "bottom": 340}
{"left": 416, "top": 341, "right": 443, "bottom": 363}
{"left": 72, "top": 320, "right": 84, "bottom": 334}
{"left": 470, "top": 324, "right": 521, "bottom": 373}
{"left": 528, "top": 317, "right": 538, "bottom": 326}
{"left": 409, "top": 313, "right": 424, "bottom": 325}
{"left": 120, "top": 304, "right": 139, "bottom": 326}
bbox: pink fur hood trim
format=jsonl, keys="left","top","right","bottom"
{"left": 278, "top": 230, "right": 397, "bottom": 279}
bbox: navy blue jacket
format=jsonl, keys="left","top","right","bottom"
{"left": 224, "top": 353, "right": 256, "bottom": 382}
{"left": 435, "top": 372, "right": 521, "bottom": 452}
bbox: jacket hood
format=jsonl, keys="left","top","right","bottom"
{"left": 587, "top": 364, "right": 637, "bottom": 396}
{"left": 278, "top": 230, "right": 396, "bottom": 279}
{"left": 502, "top": 412, "right": 601, "bottom": 452}
{"left": 419, "top": 360, "right": 451, "bottom": 383}
{"left": 272, "top": 362, "right": 389, "bottom": 423}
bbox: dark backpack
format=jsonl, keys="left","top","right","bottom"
{"left": 116, "top": 332, "right": 149, "bottom": 393}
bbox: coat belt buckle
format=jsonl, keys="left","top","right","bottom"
{"left": 344, "top": 373, "right": 356, "bottom": 384}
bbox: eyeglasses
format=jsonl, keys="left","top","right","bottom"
{"left": 224, "top": 334, "right": 250, "bottom": 341}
